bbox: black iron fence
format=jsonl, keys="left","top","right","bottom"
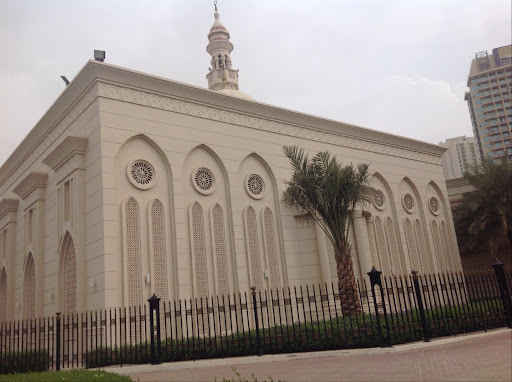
{"left": 1, "top": 262, "right": 511, "bottom": 373}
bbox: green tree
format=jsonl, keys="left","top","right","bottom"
{"left": 282, "top": 145, "right": 371, "bottom": 315}
{"left": 453, "top": 159, "right": 512, "bottom": 260}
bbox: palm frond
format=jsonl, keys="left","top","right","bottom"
{"left": 282, "top": 145, "right": 371, "bottom": 253}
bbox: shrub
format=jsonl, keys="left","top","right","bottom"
{"left": 0, "top": 349, "right": 49, "bottom": 374}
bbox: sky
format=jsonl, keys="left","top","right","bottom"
{"left": 0, "top": 0, "right": 510, "bottom": 166}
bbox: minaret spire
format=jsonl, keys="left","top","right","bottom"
{"left": 206, "top": 1, "right": 239, "bottom": 91}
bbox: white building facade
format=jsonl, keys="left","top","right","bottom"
{"left": 0, "top": 8, "right": 462, "bottom": 321}
{"left": 439, "top": 136, "right": 480, "bottom": 180}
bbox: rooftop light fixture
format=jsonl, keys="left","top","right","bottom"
{"left": 94, "top": 50, "right": 106, "bottom": 62}
{"left": 60, "top": 76, "right": 70, "bottom": 86}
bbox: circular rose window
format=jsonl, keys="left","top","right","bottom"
{"left": 246, "top": 174, "right": 265, "bottom": 199}
{"left": 193, "top": 168, "right": 215, "bottom": 195}
{"left": 402, "top": 193, "right": 414, "bottom": 213}
{"left": 373, "top": 190, "right": 385, "bottom": 210}
{"left": 127, "top": 160, "right": 156, "bottom": 190}
{"left": 429, "top": 197, "right": 440, "bottom": 215}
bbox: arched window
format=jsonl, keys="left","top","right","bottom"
{"left": 23, "top": 254, "right": 36, "bottom": 319}
{"left": 385, "top": 217, "right": 402, "bottom": 274}
{"left": 212, "top": 204, "right": 229, "bottom": 297}
{"left": 63, "top": 238, "right": 77, "bottom": 314}
{"left": 431, "top": 221, "right": 446, "bottom": 272}
{"left": 192, "top": 202, "right": 208, "bottom": 299}
{"left": 0, "top": 268, "right": 7, "bottom": 322}
{"left": 415, "top": 219, "right": 430, "bottom": 273}
{"left": 245, "top": 207, "right": 263, "bottom": 291}
{"left": 374, "top": 217, "right": 391, "bottom": 274}
{"left": 404, "top": 218, "right": 420, "bottom": 273}
{"left": 263, "top": 208, "right": 280, "bottom": 290}
{"left": 441, "top": 221, "right": 455, "bottom": 271}
{"left": 125, "top": 198, "right": 142, "bottom": 307}
{"left": 151, "top": 200, "right": 168, "bottom": 301}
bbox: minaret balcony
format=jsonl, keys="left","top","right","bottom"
{"left": 207, "top": 68, "right": 239, "bottom": 91}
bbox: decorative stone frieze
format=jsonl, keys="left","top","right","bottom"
{"left": 42, "top": 136, "right": 88, "bottom": 182}
{"left": 13, "top": 173, "right": 48, "bottom": 209}
{"left": 97, "top": 82, "right": 442, "bottom": 165}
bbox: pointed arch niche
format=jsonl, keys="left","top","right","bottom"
{"left": 115, "top": 135, "right": 177, "bottom": 307}
{"left": 58, "top": 233, "right": 78, "bottom": 315}
{"left": 426, "top": 182, "right": 461, "bottom": 272}
{"left": 23, "top": 253, "right": 36, "bottom": 319}
{"left": 0, "top": 267, "right": 6, "bottom": 322}
{"left": 397, "top": 178, "right": 433, "bottom": 275}
{"left": 368, "top": 173, "right": 403, "bottom": 276}
{"left": 238, "top": 154, "right": 287, "bottom": 292}
{"left": 182, "top": 145, "right": 237, "bottom": 300}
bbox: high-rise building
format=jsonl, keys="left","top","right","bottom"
{"left": 439, "top": 136, "right": 481, "bottom": 179}
{"left": 464, "top": 45, "right": 512, "bottom": 163}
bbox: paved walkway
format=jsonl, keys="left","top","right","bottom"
{"left": 105, "top": 329, "right": 512, "bottom": 382}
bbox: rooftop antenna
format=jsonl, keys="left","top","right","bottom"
{"left": 60, "top": 76, "right": 70, "bottom": 86}
{"left": 94, "top": 50, "right": 106, "bottom": 62}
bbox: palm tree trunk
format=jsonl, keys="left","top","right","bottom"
{"left": 335, "top": 246, "right": 361, "bottom": 316}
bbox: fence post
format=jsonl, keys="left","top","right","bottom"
{"left": 55, "top": 312, "right": 61, "bottom": 371}
{"left": 492, "top": 261, "right": 512, "bottom": 329}
{"left": 251, "top": 287, "right": 262, "bottom": 356}
{"left": 148, "top": 294, "right": 162, "bottom": 365}
{"left": 411, "top": 270, "right": 431, "bottom": 342}
{"left": 367, "top": 267, "right": 392, "bottom": 347}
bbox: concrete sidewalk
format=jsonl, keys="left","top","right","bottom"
{"left": 104, "top": 328, "right": 512, "bottom": 381}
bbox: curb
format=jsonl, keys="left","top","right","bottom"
{"left": 102, "top": 328, "right": 510, "bottom": 376}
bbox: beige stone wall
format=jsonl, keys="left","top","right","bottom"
{"left": 0, "top": 61, "right": 462, "bottom": 318}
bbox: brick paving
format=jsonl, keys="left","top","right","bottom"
{"left": 108, "top": 329, "right": 511, "bottom": 382}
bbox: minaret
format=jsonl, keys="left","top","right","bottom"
{"left": 206, "top": 2, "right": 239, "bottom": 91}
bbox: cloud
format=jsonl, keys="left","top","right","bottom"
{"left": 0, "top": 0, "right": 510, "bottom": 167}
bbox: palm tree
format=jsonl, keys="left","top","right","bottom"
{"left": 453, "top": 159, "right": 512, "bottom": 260}
{"left": 282, "top": 145, "right": 371, "bottom": 315}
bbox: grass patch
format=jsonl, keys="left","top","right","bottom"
{"left": 214, "top": 367, "right": 285, "bottom": 382}
{"left": 0, "top": 369, "right": 132, "bottom": 381}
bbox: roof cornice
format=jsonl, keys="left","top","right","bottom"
{"left": 88, "top": 62, "right": 445, "bottom": 157}
{"left": 1, "top": 61, "right": 445, "bottom": 189}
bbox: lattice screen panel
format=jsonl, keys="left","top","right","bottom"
{"left": 374, "top": 217, "right": 391, "bottom": 274}
{"left": 64, "top": 239, "right": 77, "bottom": 314}
{"left": 192, "top": 202, "right": 209, "bottom": 334}
{"left": 441, "top": 222, "right": 455, "bottom": 271}
{"left": 245, "top": 207, "right": 263, "bottom": 291}
{"left": 125, "top": 198, "right": 142, "bottom": 307}
{"left": 151, "top": 200, "right": 168, "bottom": 301}
{"left": 24, "top": 256, "right": 36, "bottom": 319}
{"left": 212, "top": 204, "right": 230, "bottom": 332}
{"left": 431, "top": 221, "right": 446, "bottom": 272}
{"left": 404, "top": 219, "right": 420, "bottom": 273}
{"left": 385, "top": 217, "right": 402, "bottom": 275}
{"left": 415, "top": 220, "right": 430, "bottom": 273}
{"left": 192, "top": 203, "right": 209, "bottom": 298}
{"left": 212, "top": 204, "right": 229, "bottom": 296}
{"left": 263, "top": 208, "right": 280, "bottom": 290}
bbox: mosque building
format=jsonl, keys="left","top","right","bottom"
{"left": 0, "top": 5, "right": 460, "bottom": 321}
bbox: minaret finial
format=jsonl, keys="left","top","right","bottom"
{"left": 214, "top": 0, "right": 217, "bottom": 11}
